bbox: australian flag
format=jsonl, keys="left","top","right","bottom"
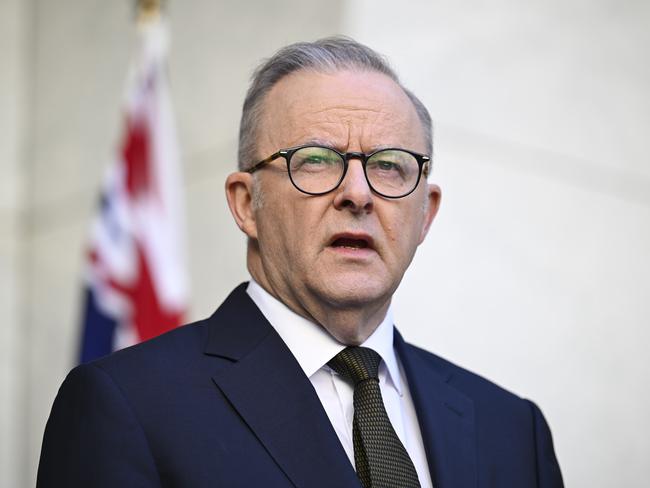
{"left": 79, "top": 14, "right": 188, "bottom": 363}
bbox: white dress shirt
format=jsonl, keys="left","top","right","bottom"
{"left": 247, "top": 280, "right": 433, "bottom": 488}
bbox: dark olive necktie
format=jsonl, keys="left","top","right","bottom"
{"left": 328, "top": 347, "right": 421, "bottom": 488}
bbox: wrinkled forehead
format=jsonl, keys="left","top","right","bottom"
{"left": 257, "top": 69, "right": 427, "bottom": 154}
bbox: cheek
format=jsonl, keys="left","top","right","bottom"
{"left": 257, "top": 201, "right": 313, "bottom": 263}
{"left": 382, "top": 206, "right": 425, "bottom": 260}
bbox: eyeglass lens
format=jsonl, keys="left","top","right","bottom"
{"left": 288, "top": 146, "right": 421, "bottom": 197}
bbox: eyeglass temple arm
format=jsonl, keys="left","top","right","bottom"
{"left": 421, "top": 157, "right": 431, "bottom": 177}
{"left": 246, "top": 151, "right": 284, "bottom": 174}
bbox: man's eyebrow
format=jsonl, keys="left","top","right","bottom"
{"left": 297, "top": 138, "right": 339, "bottom": 148}
{"left": 367, "top": 144, "right": 395, "bottom": 152}
{"left": 293, "top": 140, "right": 413, "bottom": 154}
{"left": 296, "top": 140, "right": 396, "bottom": 151}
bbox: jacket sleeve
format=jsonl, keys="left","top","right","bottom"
{"left": 37, "top": 363, "right": 161, "bottom": 487}
{"left": 526, "top": 399, "right": 564, "bottom": 488}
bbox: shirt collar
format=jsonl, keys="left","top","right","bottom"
{"left": 246, "top": 279, "right": 402, "bottom": 395}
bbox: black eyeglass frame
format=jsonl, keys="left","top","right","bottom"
{"left": 246, "top": 144, "right": 431, "bottom": 199}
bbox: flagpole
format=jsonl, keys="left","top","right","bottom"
{"left": 136, "top": 0, "right": 164, "bottom": 23}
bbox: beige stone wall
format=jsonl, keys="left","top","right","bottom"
{"left": 0, "top": 0, "right": 29, "bottom": 486}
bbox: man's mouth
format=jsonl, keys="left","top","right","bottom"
{"left": 332, "top": 238, "right": 369, "bottom": 249}
{"left": 329, "top": 233, "right": 375, "bottom": 251}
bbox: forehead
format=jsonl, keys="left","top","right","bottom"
{"left": 258, "top": 69, "right": 426, "bottom": 153}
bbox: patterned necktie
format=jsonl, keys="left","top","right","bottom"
{"left": 328, "top": 347, "right": 421, "bottom": 488}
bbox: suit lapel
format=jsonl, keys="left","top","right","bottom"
{"left": 395, "top": 332, "right": 478, "bottom": 488}
{"left": 205, "top": 284, "right": 360, "bottom": 488}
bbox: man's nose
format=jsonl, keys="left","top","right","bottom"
{"left": 332, "top": 159, "right": 374, "bottom": 214}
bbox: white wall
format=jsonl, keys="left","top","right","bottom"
{"left": 0, "top": 0, "right": 29, "bottom": 486}
{"left": 343, "top": 1, "right": 650, "bottom": 486}
{"left": 3, "top": 0, "right": 648, "bottom": 486}
{"left": 22, "top": 3, "right": 133, "bottom": 487}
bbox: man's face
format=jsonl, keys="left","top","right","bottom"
{"left": 228, "top": 69, "right": 440, "bottom": 342}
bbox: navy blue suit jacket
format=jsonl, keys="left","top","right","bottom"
{"left": 38, "top": 283, "right": 563, "bottom": 487}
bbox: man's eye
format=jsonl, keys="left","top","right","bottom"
{"left": 375, "top": 160, "right": 400, "bottom": 171}
{"left": 304, "top": 156, "right": 329, "bottom": 164}
{"left": 369, "top": 159, "right": 402, "bottom": 173}
{"left": 296, "top": 156, "right": 338, "bottom": 168}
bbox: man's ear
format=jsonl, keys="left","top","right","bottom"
{"left": 418, "top": 183, "right": 441, "bottom": 244}
{"left": 225, "top": 172, "right": 258, "bottom": 239}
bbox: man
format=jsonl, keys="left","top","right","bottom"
{"left": 38, "top": 38, "right": 564, "bottom": 487}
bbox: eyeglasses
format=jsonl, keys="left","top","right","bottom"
{"left": 247, "top": 145, "right": 431, "bottom": 199}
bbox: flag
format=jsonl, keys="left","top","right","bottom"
{"left": 79, "top": 12, "right": 188, "bottom": 363}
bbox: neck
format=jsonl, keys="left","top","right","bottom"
{"left": 303, "top": 298, "right": 391, "bottom": 346}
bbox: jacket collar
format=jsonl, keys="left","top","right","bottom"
{"left": 395, "top": 330, "right": 478, "bottom": 488}
{"left": 204, "top": 283, "right": 361, "bottom": 488}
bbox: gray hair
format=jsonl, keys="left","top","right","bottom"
{"left": 237, "top": 36, "right": 433, "bottom": 171}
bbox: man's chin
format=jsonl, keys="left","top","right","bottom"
{"left": 314, "top": 277, "right": 392, "bottom": 309}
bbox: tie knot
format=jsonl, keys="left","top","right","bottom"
{"left": 328, "top": 347, "right": 381, "bottom": 385}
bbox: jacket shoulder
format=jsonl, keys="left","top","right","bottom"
{"left": 401, "top": 340, "right": 564, "bottom": 486}
{"left": 402, "top": 341, "right": 529, "bottom": 407}
{"left": 88, "top": 319, "right": 211, "bottom": 381}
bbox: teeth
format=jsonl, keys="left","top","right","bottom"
{"left": 333, "top": 238, "right": 368, "bottom": 249}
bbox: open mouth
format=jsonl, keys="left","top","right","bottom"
{"left": 331, "top": 238, "right": 369, "bottom": 249}
{"left": 329, "top": 233, "right": 374, "bottom": 251}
